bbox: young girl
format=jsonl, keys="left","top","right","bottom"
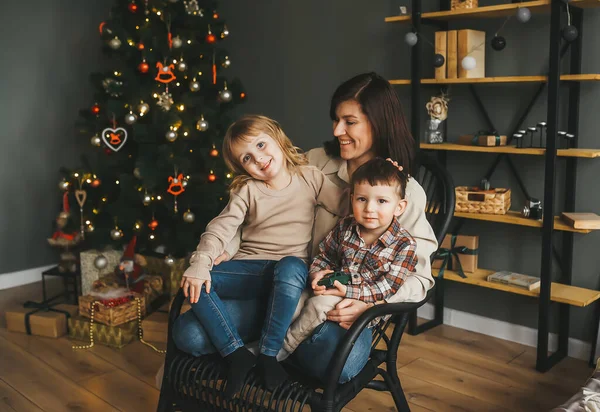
{"left": 180, "top": 115, "right": 347, "bottom": 398}
{"left": 283, "top": 157, "right": 418, "bottom": 355}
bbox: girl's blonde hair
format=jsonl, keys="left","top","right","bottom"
{"left": 223, "top": 115, "right": 308, "bottom": 192}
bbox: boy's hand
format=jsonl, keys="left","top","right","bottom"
{"left": 318, "top": 280, "right": 347, "bottom": 297}
{"left": 180, "top": 276, "right": 211, "bottom": 304}
{"left": 310, "top": 269, "right": 334, "bottom": 292}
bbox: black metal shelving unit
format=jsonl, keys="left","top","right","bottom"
{"left": 397, "top": 0, "right": 600, "bottom": 372}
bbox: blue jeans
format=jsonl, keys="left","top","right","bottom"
{"left": 173, "top": 298, "right": 372, "bottom": 384}
{"left": 186, "top": 257, "right": 308, "bottom": 357}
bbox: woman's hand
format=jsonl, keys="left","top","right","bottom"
{"left": 214, "top": 251, "right": 231, "bottom": 265}
{"left": 327, "top": 298, "right": 370, "bottom": 330}
{"left": 180, "top": 276, "right": 211, "bottom": 304}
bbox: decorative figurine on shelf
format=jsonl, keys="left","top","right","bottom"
{"left": 114, "top": 236, "right": 148, "bottom": 293}
{"left": 424, "top": 94, "right": 449, "bottom": 144}
{"left": 47, "top": 192, "right": 82, "bottom": 273}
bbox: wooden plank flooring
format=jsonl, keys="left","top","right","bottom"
{"left": 0, "top": 324, "right": 593, "bottom": 411}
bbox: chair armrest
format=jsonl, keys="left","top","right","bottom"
{"left": 323, "top": 288, "right": 434, "bottom": 394}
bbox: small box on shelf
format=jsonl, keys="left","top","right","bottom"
{"left": 458, "top": 134, "right": 507, "bottom": 147}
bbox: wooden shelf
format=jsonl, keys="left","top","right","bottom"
{"left": 390, "top": 74, "right": 600, "bottom": 85}
{"left": 432, "top": 268, "right": 600, "bottom": 307}
{"left": 420, "top": 143, "right": 600, "bottom": 158}
{"left": 385, "top": 0, "right": 600, "bottom": 23}
{"left": 454, "top": 211, "right": 594, "bottom": 234}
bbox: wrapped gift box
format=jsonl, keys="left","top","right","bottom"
{"left": 432, "top": 234, "right": 479, "bottom": 274}
{"left": 80, "top": 249, "right": 122, "bottom": 295}
{"left": 6, "top": 304, "right": 78, "bottom": 338}
{"left": 92, "top": 272, "right": 164, "bottom": 313}
{"left": 68, "top": 316, "right": 138, "bottom": 348}
{"left": 78, "top": 292, "right": 146, "bottom": 326}
{"left": 143, "top": 253, "right": 186, "bottom": 297}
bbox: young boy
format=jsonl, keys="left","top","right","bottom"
{"left": 283, "top": 157, "right": 418, "bottom": 354}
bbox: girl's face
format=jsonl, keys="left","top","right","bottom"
{"left": 333, "top": 100, "right": 375, "bottom": 164}
{"left": 231, "top": 132, "right": 286, "bottom": 183}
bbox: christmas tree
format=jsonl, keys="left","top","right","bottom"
{"left": 55, "top": 0, "right": 245, "bottom": 259}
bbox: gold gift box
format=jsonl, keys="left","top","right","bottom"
{"left": 68, "top": 316, "right": 138, "bottom": 348}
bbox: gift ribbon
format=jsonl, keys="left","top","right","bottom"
{"left": 22, "top": 301, "right": 72, "bottom": 335}
{"left": 433, "top": 235, "right": 478, "bottom": 279}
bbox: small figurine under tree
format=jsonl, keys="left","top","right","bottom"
{"left": 47, "top": 193, "right": 82, "bottom": 273}
{"left": 114, "top": 236, "right": 148, "bottom": 293}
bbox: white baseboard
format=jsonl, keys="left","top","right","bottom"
{"left": 0, "top": 265, "right": 55, "bottom": 291}
{"left": 417, "top": 302, "right": 592, "bottom": 362}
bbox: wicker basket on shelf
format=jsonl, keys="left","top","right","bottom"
{"left": 455, "top": 186, "right": 511, "bottom": 215}
{"left": 451, "top": 0, "right": 478, "bottom": 11}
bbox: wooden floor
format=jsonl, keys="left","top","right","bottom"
{"left": 0, "top": 323, "right": 592, "bottom": 412}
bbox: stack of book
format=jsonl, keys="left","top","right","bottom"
{"left": 435, "top": 29, "right": 485, "bottom": 79}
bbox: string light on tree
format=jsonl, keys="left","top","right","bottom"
{"left": 59, "top": 178, "right": 70, "bottom": 191}
{"left": 91, "top": 103, "right": 101, "bottom": 115}
{"left": 128, "top": 2, "right": 138, "bottom": 13}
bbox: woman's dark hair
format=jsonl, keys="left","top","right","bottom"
{"left": 351, "top": 157, "right": 408, "bottom": 199}
{"left": 324, "top": 72, "right": 415, "bottom": 174}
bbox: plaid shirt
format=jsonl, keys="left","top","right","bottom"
{"left": 310, "top": 215, "right": 418, "bottom": 303}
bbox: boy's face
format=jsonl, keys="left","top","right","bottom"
{"left": 351, "top": 182, "right": 407, "bottom": 234}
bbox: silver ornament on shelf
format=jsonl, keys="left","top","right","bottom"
{"left": 196, "top": 116, "right": 209, "bottom": 131}
{"left": 166, "top": 129, "right": 178, "bottom": 142}
{"left": 183, "top": 210, "right": 196, "bottom": 223}
{"left": 59, "top": 179, "right": 70, "bottom": 191}
{"left": 110, "top": 228, "right": 124, "bottom": 240}
{"left": 108, "top": 37, "right": 122, "bottom": 49}
{"left": 172, "top": 36, "right": 183, "bottom": 48}
{"left": 94, "top": 255, "right": 108, "bottom": 270}
{"left": 164, "top": 255, "right": 175, "bottom": 266}
{"left": 91, "top": 135, "right": 102, "bottom": 147}
{"left": 125, "top": 112, "right": 138, "bottom": 125}
{"left": 177, "top": 60, "right": 187, "bottom": 72}
{"left": 189, "top": 79, "right": 201, "bottom": 92}
{"left": 516, "top": 7, "right": 531, "bottom": 23}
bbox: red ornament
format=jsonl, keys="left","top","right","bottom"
{"left": 128, "top": 3, "right": 138, "bottom": 12}
{"left": 206, "top": 33, "right": 216, "bottom": 44}
{"left": 148, "top": 219, "right": 159, "bottom": 230}
{"left": 210, "top": 148, "right": 219, "bottom": 157}
{"left": 138, "top": 61, "right": 149, "bottom": 73}
{"left": 208, "top": 173, "right": 217, "bottom": 182}
{"left": 213, "top": 12, "right": 219, "bottom": 19}
{"left": 137, "top": 43, "right": 145, "bottom": 50}
{"left": 240, "top": 92, "right": 246, "bottom": 99}
{"left": 91, "top": 104, "right": 101, "bottom": 114}
{"left": 91, "top": 178, "right": 101, "bottom": 188}
{"left": 99, "top": 22, "right": 106, "bottom": 34}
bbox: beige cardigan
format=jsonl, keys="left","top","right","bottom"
{"left": 306, "top": 148, "right": 438, "bottom": 303}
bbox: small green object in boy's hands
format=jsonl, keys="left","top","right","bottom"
{"left": 317, "top": 271, "right": 352, "bottom": 289}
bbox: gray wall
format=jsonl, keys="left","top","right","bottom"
{"left": 2, "top": 1, "right": 599, "bottom": 342}
{"left": 0, "top": 1, "right": 113, "bottom": 274}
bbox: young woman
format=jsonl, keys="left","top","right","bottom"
{"left": 173, "top": 72, "right": 437, "bottom": 384}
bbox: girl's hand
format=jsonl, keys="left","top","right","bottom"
{"left": 310, "top": 269, "right": 334, "bottom": 293}
{"left": 180, "top": 276, "right": 211, "bottom": 304}
{"left": 327, "top": 298, "right": 369, "bottom": 329}
{"left": 214, "top": 251, "right": 231, "bottom": 265}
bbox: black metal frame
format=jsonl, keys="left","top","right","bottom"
{"left": 156, "top": 155, "right": 455, "bottom": 412}
{"left": 405, "top": 0, "right": 592, "bottom": 373}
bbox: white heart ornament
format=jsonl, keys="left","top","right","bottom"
{"left": 101, "top": 127, "right": 128, "bottom": 152}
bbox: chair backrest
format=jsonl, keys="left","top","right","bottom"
{"left": 414, "top": 152, "right": 455, "bottom": 245}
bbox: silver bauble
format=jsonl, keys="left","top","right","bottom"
{"left": 404, "top": 32, "right": 418, "bottom": 47}
{"left": 183, "top": 210, "right": 196, "bottom": 223}
{"left": 59, "top": 179, "right": 70, "bottom": 191}
{"left": 189, "top": 80, "right": 201, "bottom": 92}
{"left": 166, "top": 129, "right": 178, "bottom": 142}
{"left": 125, "top": 112, "right": 138, "bottom": 125}
{"left": 177, "top": 60, "right": 187, "bottom": 72}
{"left": 85, "top": 223, "right": 95, "bottom": 233}
{"left": 516, "top": 7, "right": 531, "bottom": 23}
{"left": 182, "top": 179, "right": 188, "bottom": 187}
{"left": 110, "top": 228, "right": 124, "bottom": 240}
{"left": 196, "top": 118, "right": 209, "bottom": 132}
{"left": 219, "top": 89, "right": 233, "bottom": 102}
{"left": 108, "top": 37, "right": 122, "bottom": 50}
{"left": 91, "top": 135, "right": 102, "bottom": 147}
{"left": 133, "top": 167, "right": 142, "bottom": 179}
{"left": 143, "top": 194, "right": 152, "bottom": 205}
{"left": 172, "top": 36, "right": 183, "bottom": 48}
{"left": 222, "top": 57, "right": 231, "bottom": 68}
{"left": 94, "top": 255, "right": 108, "bottom": 270}
{"left": 164, "top": 255, "right": 175, "bottom": 266}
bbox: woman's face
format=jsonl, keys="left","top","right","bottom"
{"left": 332, "top": 100, "right": 375, "bottom": 164}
